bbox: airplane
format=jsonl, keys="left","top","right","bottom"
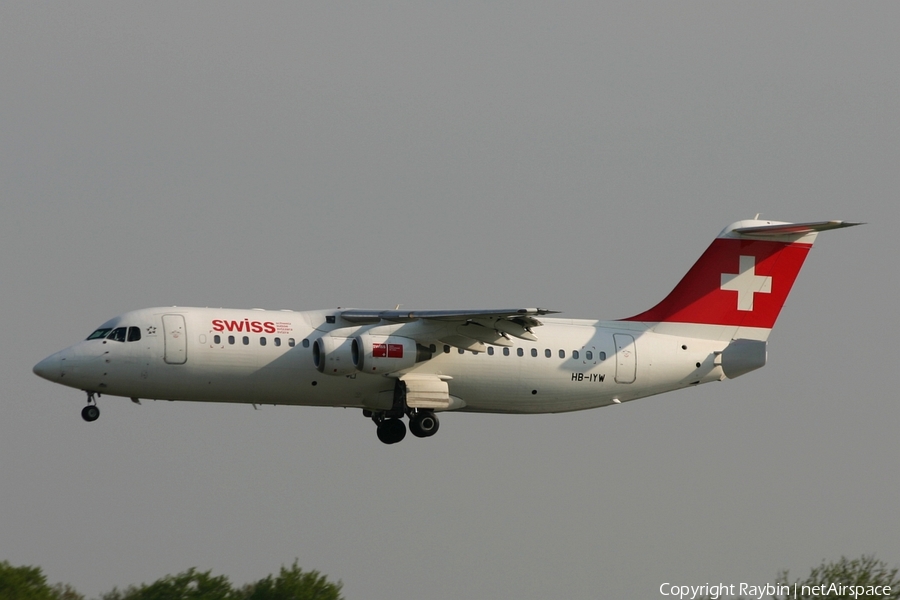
{"left": 33, "top": 219, "right": 859, "bottom": 444}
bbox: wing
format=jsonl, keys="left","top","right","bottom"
{"left": 339, "top": 307, "right": 559, "bottom": 350}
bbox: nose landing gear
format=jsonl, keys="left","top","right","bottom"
{"left": 81, "top": 391, "right": 100, "bottom": 422}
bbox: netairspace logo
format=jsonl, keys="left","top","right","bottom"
{"left": 659, "top": 582, "right": 893, "bottom": 599}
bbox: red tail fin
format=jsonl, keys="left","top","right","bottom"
{"left": 621, "top": 220, "right": 859, "bottom": 332}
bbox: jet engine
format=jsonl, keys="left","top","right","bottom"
{"left": 352, "top": 334, "right": 430, "bottom": 375}
{"left": 312, "top": 336, "right": 356, "bottom": 376}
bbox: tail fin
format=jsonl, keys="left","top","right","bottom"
{"left": 620, "top": 219, "right": 861, "bottom": 340}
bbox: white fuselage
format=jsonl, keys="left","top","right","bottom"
{"left": 33, "top": 219, "right": 858, "bottom": 443}
{"left": 36, "top": 306, "right": 730, "bottom": 414}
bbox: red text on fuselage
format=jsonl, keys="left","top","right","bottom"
{"left": 211, "top": 319, "right": 277, "bottom": 334}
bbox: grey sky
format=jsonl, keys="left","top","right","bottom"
{"left": 2, "top": 3, "right": 897, "bottom": 599}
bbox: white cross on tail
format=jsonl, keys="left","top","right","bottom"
{"left": 720, "top": 255, "right": 772, "bottom": 311}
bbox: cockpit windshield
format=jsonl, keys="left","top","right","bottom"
{"left": 107, "top": 327, "right": 128, "bottom": 342}
{"left": 86, "top": 326, "right": 142, "bottom": 342}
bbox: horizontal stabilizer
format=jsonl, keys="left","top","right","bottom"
{"left": 732, "top": 220, "right": 863, "bottom": 237}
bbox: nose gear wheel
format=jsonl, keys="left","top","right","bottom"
{"left": 81, "top": 391, "right": 100, "bottom": 422}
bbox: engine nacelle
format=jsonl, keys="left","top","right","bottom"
{"left": 352, "top": 334, "right": 423, "bottom": 375}
{"left": 312, "top": 336, "right": 356, "bottom": 376}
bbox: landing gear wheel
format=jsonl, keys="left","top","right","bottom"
{"left": 376, "top": 418, "right": 407, "bottom": 445}
{"left": 409, "top": 411, "right": 440, "bottom": 438}
{"left": 81, "top": 405, "right": 100, "bottom": 422}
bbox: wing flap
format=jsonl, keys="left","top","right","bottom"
{"left": 455, "top": 323, "right": 514, "bottom": 346}
{"left": 438, "top": 335, "right": 487, "bottom": 352}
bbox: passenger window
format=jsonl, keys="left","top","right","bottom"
{"left": 242, "top": 336, "right": 249, "bottom": 345}
{"left": 517, "top": 348, "right": 524, "bottom": 357}
{"left": 86, "top": 328, "right": 112, "bottom": 340}
{"left": 127, "top": 327, "right": 142, "bottom": 342}
{"left": 487, "top": 347, "right": 494, "bottom": 356}
{"left": 430, "top": 344, "right": 436, "bottom": 353}
{"left": 274, "top": 338, "right": 281, "bottom": 347}
{"left": 288, "top": 338, "right": 296, "bottom": 347}
{"left": 107, "top": 327, "right": 127, "bottom": 342}
{"left": 214, "top": 335, "right": 221, "bottom": 344}
{"left": 599, "top": 351, "right": 606, "bottom": 361}
{"left": 544, "top": 349, "right": 551, "bottom": 358}
{"left": 260, "top": 337, "right": 267, "bottom": 346}
{"left": 503, "top": 348, "right": 510, "bottom": 356}
{"left": 573, "top": 350, "right": 579, "bottom": 359}
{"left": 586, "top": 351, "right": 593, "bottom": 360}
{"left": 444, "top": 345, "right": 451, "bottom": 354}
{"left": 531, "top": 348, "right": 537, "bottom": 357}
{"left": 559, "top": 349, "right": 565, "bottom": 358}
{"left": 301, "top": 339, "right": 309, "bottom": 348}
{"left": 458, "top": 348, "right": 464, "bottom": 354}
{"left": 228, "top": 335, "right": 235, "bottom": 345}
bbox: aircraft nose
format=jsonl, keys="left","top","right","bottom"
{"left": 33, "top": 353, "right": 61, "bottom": 382}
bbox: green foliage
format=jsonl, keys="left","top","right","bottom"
{"left": 775, "top": 555, "right": 899, "bottom": 600}
{"left": 99, "top": 568, "right": 236, "bottom": 600}
{"left": 239, "top": 560, "right": 343, "bottom": 600}
{"left": 97, "top": 562, "right": 343, "bottom": 600}
{"left": 1, "top": 560, "right": 342, "bottom": 600}
{"left": 693, "top": 555, "right": 899, "bottom": 600}
{"left": 0, "top": 561, "right": 56, "bottom": 600}
{"left": 50, "top": 583, "right": 86, "bottom": 600}
{"left": 0, "top": 562, "right": 84, "bottom": 600}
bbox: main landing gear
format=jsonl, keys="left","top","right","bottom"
{"left": 364, "top": 379, "right": 442, "bottom": 445}
{"left": 365, "top": 408, "right": 440, "bottom": 445}
{"left": 81, "top": 391, "right": 100, "bottom": 422}
{"left": 409, "top": 410, "right": 439, "bottom": 438}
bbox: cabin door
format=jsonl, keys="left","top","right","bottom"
{"left": 614, "top": 333, "right": 636, "bottom": 384}
{"left": 162, "top": 314, "right": 187, "bottom": 364}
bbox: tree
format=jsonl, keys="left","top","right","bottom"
{"left": 239, "top": 561, "right": 343, "bottom": 600}
{"left": 0, "top": 561, "right": 343, "bottom": 600}
{"left": 775, "top": 555, "right": 899, "bottom": 600}
{"left": 99, "top": 568, "right": 236, "bottom": 600}
{"left": 693, "top": 555, "right": 899, "bottom": 600}
{"left": 98, "top": 563, "right": 343, "bottom": 600}
{"left": 0, "top": 562, "right": 83, "bottom": 600}
{"left": 50, "top": 583, "right": 85, "bottom": 600}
